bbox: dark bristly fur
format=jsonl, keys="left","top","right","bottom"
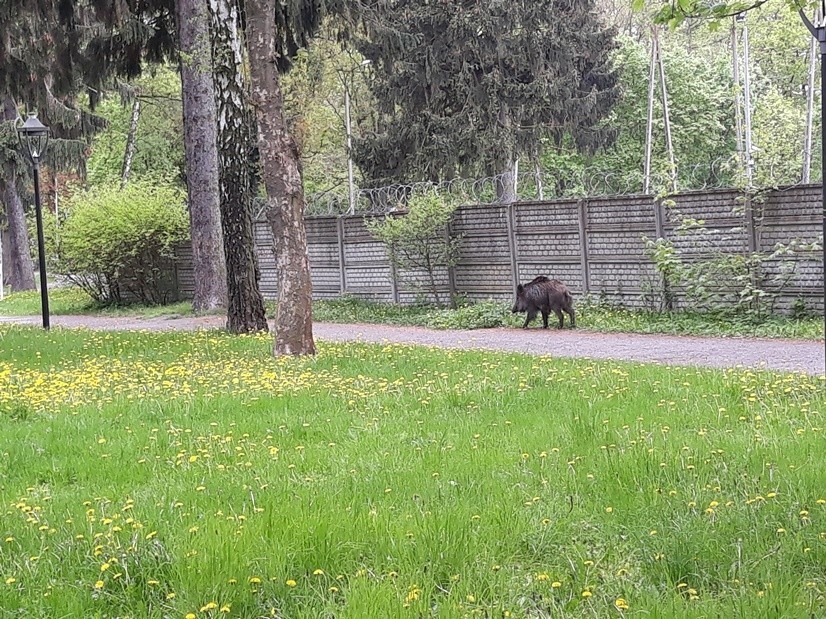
{"left": 511, "top": 276, "right": 576, "bottom": 329}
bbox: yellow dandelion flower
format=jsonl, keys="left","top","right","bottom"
{"left": 220, "top": 605, "right": 231, "bottom": 613}
{"left": 615, "top": 597, "right": 629, "bottom": 610}
{"left": 94, "top": 580, "right": 104, "bottom": 589}
{"left": 286, "top": 579, "right": 297, "bottom": 587}
{"left": 581, "top": 590, "right": 592, "bottom": 598}
{"left": 313, "top": 569, "right": 324, "bottom": 576}
{"left": 551, "top": 581, "right": 562, "bottom": 588}
{"left": 5, "top": 577, "right": 16, "bottom": 585}
{"left": 200, "top": 601, "right": 219, "bottom": 611}
{"left": 249, "top": 577, "right": 262, "bottom": 584}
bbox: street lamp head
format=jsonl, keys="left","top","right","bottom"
{"left": 16, "top": 113, "right": 50, "bottom": 162}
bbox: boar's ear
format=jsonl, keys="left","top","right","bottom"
{"left": 516, "top": 284, "right": 524, "bottom": 293}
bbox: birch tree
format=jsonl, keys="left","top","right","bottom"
{"left": 208, "top": 0, "right": 268, "bottom": 333}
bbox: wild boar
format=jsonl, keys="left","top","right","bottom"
{"left": 511, "top": 276, "right": 576, "bottom": 329}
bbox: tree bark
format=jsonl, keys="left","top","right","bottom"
{"left": 1, "top": 96, "right": 36, "bottom": 291}
{"left": 245, "top": 0, "right": 315, "bottom": 355}
{"left": 120, "top": 96, "right": 141, "bottom": 189}
{"left": 496, "top": 156, "right": 518, "bottom": 204}
{"left": 177, "top": 0, "right": 228, "bottom": 313}
{"left": 207, "top": 0, "right": 267, "bottom": 333}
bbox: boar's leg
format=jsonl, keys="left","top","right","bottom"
{"left": 566, "top": 307, "right": 576, "bottom": 328}
{"left": 554, "top": 308, "right": 564, "bottom": 329}
{"left": 541, "top": 310, "right": 550, "bottom": 329}
{"left": 523, "top": 309, "right": 537, "bottom": 329}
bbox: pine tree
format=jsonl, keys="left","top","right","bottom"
{"left": 352, "top": 0, "right": 619, "bottom": 189}
{"left": 0, "top": 0, "right": 109, "bottom": 291}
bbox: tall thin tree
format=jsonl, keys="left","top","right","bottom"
{"left": 246, "top": 0, "right": 316, "bottom": 355}
{"left": 1, "top": 96, "right": 35, "bottom": 291}
{"left": 177, "top": 0, "right": 228, "bottom": 313}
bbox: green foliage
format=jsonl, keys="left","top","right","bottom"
{"left": 642, "top": 203, "right": 823, "bottom": 319}
{"left": 86, "top": 67, "right": 186, "bottom": 188}
{"left": 353, "top": 0, "right": 618, "bottom": 182}
{"left": 641, "top": 236, "right": 680, "bottom": 311}
{"left": 366, "top": 193, "right": 461, "bottom": 306}
{"left": 52, "top": 181, "right": 189, "bottom": 305}
{"left": 645, "top": 0, "right": 823, "bottom": 30}
{"left": 423, "top": 301, "right": 518, "bottom": 330}
{"left": 752, "top": 86, "right": 807, "bottom": 188}
{"left": 281, "top": 37, "right": 374, "bottom": 199}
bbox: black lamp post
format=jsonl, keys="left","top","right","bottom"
{"left": 799, "top": 2, "right": 826, "bottom": 368}
{"left": 16, "top": 113, "right": 51, "bottom": 330}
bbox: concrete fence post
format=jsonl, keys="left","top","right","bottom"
{"left": 444, "top": 217, "right": 458, "bottom": 307}
{"left": 577, "top": 199, "right": 591, "bottom": 294}
{"left": 505, "top": 203, "right": 519, "bottom": 292}
{"left": 337, "top": 216, "right": 347, "bottom": 295}
{"left": 653, "top": 198, "right": 667, "bottom": 241}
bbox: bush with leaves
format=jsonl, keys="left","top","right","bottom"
{"left": 366, "top": 192, "right": 461, "bottom": 307}
{"left": 642, "top": 204, "right": 822, "bottom": 318}
{"left": 53, "top": 182, "right": 189, "bottom": 305}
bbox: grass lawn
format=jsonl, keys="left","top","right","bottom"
{"left": 0, "top": 326, "right": 824, "bottom": 617}
{"left": 0, "top": 288, "right": 193, "bottom": 319}
{"left": 2, "top": 289, "right": 823, "bottom": 340}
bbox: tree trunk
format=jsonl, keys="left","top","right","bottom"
{"left": 496, "top": 156, "right": 518, "bottom": 204}
{"left": 207, "top": 0, "right": 267, "bottom": 333}
{"left": 120, "top": 96, "right": 141, "bottom": 189}
{"left": 177, "top": 0, "right": 228, "bottom": 314}
{"left": 1, "top": 96, "right": 36, "bottom": 291}
{"left": 245, "top": 0, "right": 315, "bottom": 355}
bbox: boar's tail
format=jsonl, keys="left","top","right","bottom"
{"left": 564, "top": 290, "right": 573, "bottom": 305}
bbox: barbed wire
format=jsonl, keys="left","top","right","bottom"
{"left": 255, "top": 157, "right": 821, "bottom": 218}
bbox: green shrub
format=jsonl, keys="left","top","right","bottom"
{"left": 54, "top": 181, "right": 189, "bottom": 305}
{"left": 366, "top": 192, "right": 461, "bottom": 307}
{"left": 424, "top": 300, "right": 518, "bottom": 329}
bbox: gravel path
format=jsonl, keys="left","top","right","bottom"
{"left": 1, "top": 314, "right": 823, "bottom": 375}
